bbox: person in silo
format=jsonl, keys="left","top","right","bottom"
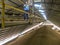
{"left": 23, "top": 2, "right": 29, "bottom": 21}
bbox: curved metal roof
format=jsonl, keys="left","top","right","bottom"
{"left": 34, "top": 0, "right": 60, "bottom": 27}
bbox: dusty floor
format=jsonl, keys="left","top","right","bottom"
{"left": 5, "top": 26, "right": 60, "bottom": 45}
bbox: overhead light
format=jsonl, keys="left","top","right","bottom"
{"left": 34, "top": 4, "right": 40, "bottom": 7}
{"left": 39, "top": 10, "right": 45, "bottom": 12}
{"left": 41, "top": 13, "right": 45, "bottom": 15}
{"left": 41, "top": 13, "right": 47, "bottom": 20}
{"left": 34, "top": 4, "right": 47, "bottom": 20}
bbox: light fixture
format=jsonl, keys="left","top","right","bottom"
{"left": 34, "top": 4, "right": 47, "bottom": 20}
{"left": 34, "top": 4, "right": 40, "bottom": 7}
{"left": 41, "top": 13, "right": 47, "bottom": 20}
{"left": 39, "top": 10, "right": 45, "bottom": 12}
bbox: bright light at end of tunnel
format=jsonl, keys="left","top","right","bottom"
{"left": 39, "top": 10, "right": 45, "bottom": 12}
{"left": 41, "top": 13, "right": 47, "bottom": 20}
{"left": 34, "top": 4, "right": 41, "bottom": 7}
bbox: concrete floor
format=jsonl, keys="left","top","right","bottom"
{"left": 4, "top": 26, "right": 60, "bottom": 45}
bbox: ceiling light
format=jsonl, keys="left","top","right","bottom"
{"left": 34, "top": 4, "right": 40, "bottom": 7}
{"left": 41, "top": 13, "right": 47, "bottom": 20}
{"left": 39, "top": 10, "right": 45, "bottom": 12}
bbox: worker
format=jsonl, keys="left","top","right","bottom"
{"left": 23, "top": 2, "right": 29, "bottom": 21}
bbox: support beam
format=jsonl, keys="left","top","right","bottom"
{"left": 1, "top": 0, "right": 5, "bottom": 29}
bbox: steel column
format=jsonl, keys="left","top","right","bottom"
{"left": 1, "top": 0, "right": 5, "bottom": 29}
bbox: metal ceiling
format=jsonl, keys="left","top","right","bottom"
{"left": 34, "top": 0, "right": 60, "bottom": 27}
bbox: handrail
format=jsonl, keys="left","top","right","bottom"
{"left": 0, "top": 1, "right": 40, "bottom": 16}
{"left": 0, "top": 2, "right": 37, "bottom": 17}
{"left": 18, "top": 0, "right": 41, "bottom": 16}
{"left": 0, "top": 2, "right": 29, "bottom": 14}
